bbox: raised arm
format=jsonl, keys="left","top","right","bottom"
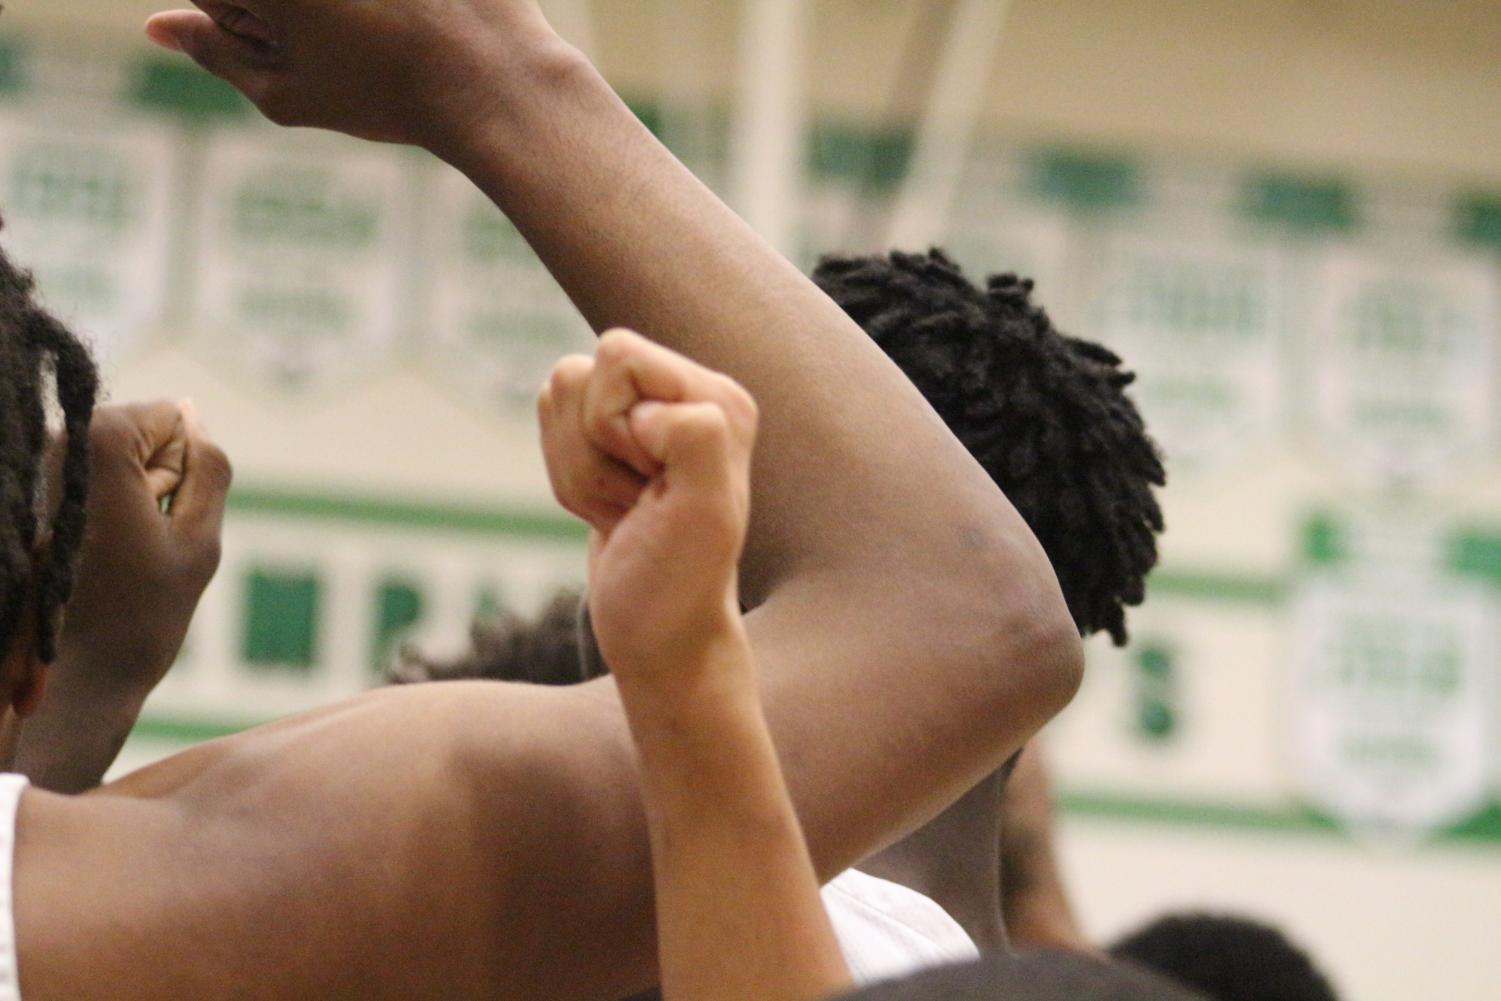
{"left": 13, "top": 402, "right": 228, "bottom": 792}
{"left": 148, "top": 0, "right": 1081, "bottom": 874}
{"left": 540, "top": 330, "right": 851, "bottom": 1001}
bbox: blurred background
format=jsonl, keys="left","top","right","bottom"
{"left": 3, "top": 1, "right": 1501, "bottom": 997}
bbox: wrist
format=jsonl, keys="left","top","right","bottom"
{"left": 425, "top": 30, "right": 596, "bottom": 174}
{"left": 612, "top": 605, "right": 757, "bottom": 738}
{"left": 50, "top": 641, "right": 164, "bottom": 712}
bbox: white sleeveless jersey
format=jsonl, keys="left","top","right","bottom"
{"left": 0, "top": 774, "right": 27, "bottom": 1001}
{"left": 821, "top": 867, "right": 979, "bottom": 986}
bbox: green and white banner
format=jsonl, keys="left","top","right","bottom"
{"left": 1090, "top": 232, "right": 1285, "bottom": 473}
{"left": 0, "top": 106, "right": 176, "bottom": 364}
{"left": 1309, "top": 248, "right": 1498, "bottom": 488}
{"left": 422, "top": 165, "right": 592, "bottom": 409}
{"left": 1289, "top": 512, "right": 1496, "bottom": 837}
{"left": 191, "top": 131, "right": 409, "bottom": 393}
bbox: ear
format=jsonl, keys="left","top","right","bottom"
{"left": 13, "top": 662, "right": 47, "bottom": 719}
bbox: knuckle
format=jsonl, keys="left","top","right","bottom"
{"left": 595, "top": 328, "right": 638, "bottom": 365}
{"left": 190, "top": 536, "right": 225, "bottom": 581}
{"left": 717, "top": 378, "right": 758, "bottom": 429}
{"left": 197, "top": 442, "right": 234, "bottom": 491}
{"left": 87, "top": 408, "right": 133, "bottom": 452}
{"left": 675, "top": 405, "right": 729, "bottom": 446}
{"left": 548, "top": 354, "right": 594, "bottom": 392}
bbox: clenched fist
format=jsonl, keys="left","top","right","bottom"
{"left": 537, "top": 330, "right": 757, "bottom": 684}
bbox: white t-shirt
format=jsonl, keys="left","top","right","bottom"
{"left": 0, "top": 774, "right": 27, "bottom": 1001}
{"left": 821, "top": 867, "right": 979, "bottom": 986}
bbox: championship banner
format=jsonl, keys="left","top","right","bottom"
{"left": 1309, "top": 247, "right": 1499, "bottom": 489}
{"left": 421, "top": 164, "right": 592, "bottom": 411}
{"left": 1289, "top": 511, "right": 1496, "bottom": 838}
{"left": 1089, "top": 231, "right": 1285, "bottom": 476}
{"left": 190, "top": 131, "right": 409, "bottom": 394}
{"left": 0, "top": 106, "right": 177, "bottom": 365}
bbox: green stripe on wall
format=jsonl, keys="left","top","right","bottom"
{"left": 1146, "top": 570, "right": 1285, "bottom": 605}
{"left": 227, "top": 487, "right": 1298, "bottom": 603}
{"left": 226, "top": 486, "right": 588, "bottom": 541}
{"left": 1061, "top": 789, "right": 1339, "bottom": 836}
{"left": 1061, "top": 790, "right": 1500, "bottom": 847}
{"left": 132, "top": 712, "right": 260, "bottom": 744}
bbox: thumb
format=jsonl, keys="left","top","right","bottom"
{"left": 125, "top": 400, "right": 188, "bottom": 503}
{"left": 167, "top": 401, "right": 232, "bottom": 570}
{"left": 145, "top": 10, "right": 276, "bottom": 99}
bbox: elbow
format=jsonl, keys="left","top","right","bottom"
{"left": 958, "top": 527, "right": 1086, "bottom": 742}
{"left": 1022, "top": 597, "right": 1085, "bottom": 726}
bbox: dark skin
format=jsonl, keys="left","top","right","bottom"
{"left": 998, "top": 743, "right": 1092, "bottom": 952}
{"left": 0, "top": 4, "right": 1082, "bottom": 1000}
{"left": 11, "top": 401, "right": 229, "bottom": 793}
{"left": 860, "top": 742, "right": 1093, "bottom": 954}
{"left": 860, "top": 769, "right": 1011, "bottom": 950}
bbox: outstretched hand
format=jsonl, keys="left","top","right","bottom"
{"left": 145, "top": 0, "right": 560, "bottom": 153}
{"left": 537, "top": 330, "right": 757, "bottom": 683}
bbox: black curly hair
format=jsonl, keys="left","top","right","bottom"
{"left": 387, "top": 589, "right": 585, "bottom": 687}
{"left": 0, "top": 217, "right": 99, "bottom": 667}
{"left": 812, "top": 248, "right": 1164, "bottom": 645}
{"left": 1109, "top": 912, "right": 1340, "bottom": 1001}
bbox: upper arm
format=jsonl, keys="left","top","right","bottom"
{"left": 11, "top": 683, "right": 659, "bottom": 1001}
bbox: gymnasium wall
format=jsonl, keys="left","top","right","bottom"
{"left": 2, "top": 3, "right": 1500, "bottom": 1000}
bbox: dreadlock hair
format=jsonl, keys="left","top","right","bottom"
{"left": 812, "top": 249, "right": 1165, "bottom": 645}
{"left": 387, "top": 589, "right": 586, "bottom": 687}
{"left": 0, "top": 216, "right": 99, "bottom": 667}
{"left": 1109, "top": 912, "right": 1340, "bottom": 1001}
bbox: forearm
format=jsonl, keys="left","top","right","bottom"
{"left": 619, "top": 637, "right": 850, "bottom": 1001}
{"left": 14, "top": 668, "right": 146, "bottom": 793}
{"left": 448, "top": 40, "right": 1082, "bottom": 872}
{"left": 442, "top": 44, "right": 1022, "bottom": 601}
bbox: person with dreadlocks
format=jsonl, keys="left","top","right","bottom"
{"left": 0, "top": 1, "right": 1084, "bottom": 998}
{"left": 0, "top": 218, "right": 229, "bottom": 794}
{"left": 389, "top": 247, "right": 1166, "bottom": 985}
